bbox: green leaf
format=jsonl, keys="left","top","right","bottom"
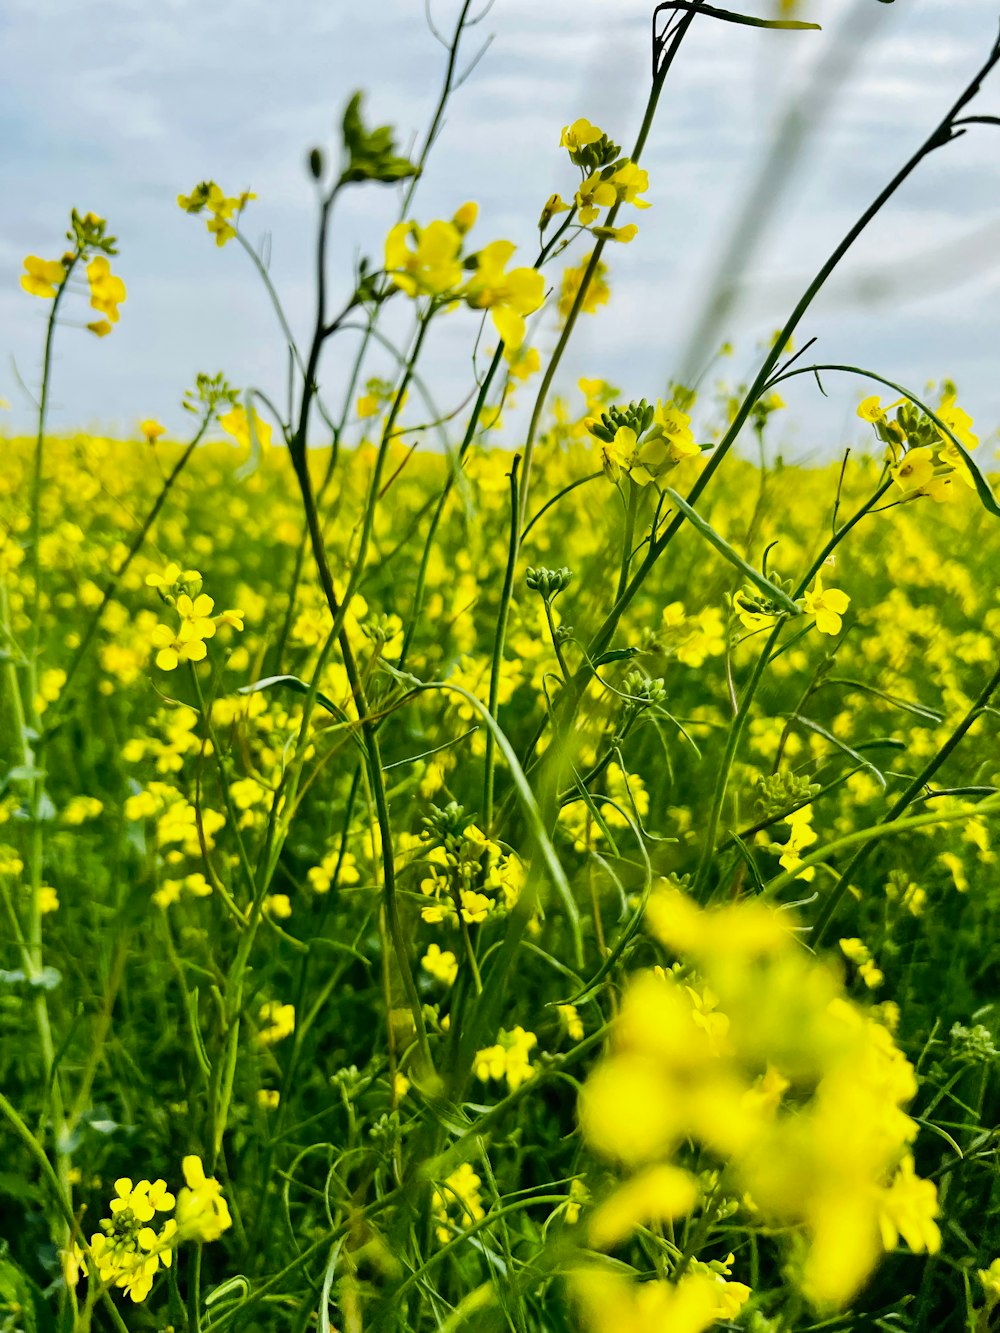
{"left": 238, "top": 674, "right": 343, "bottom": 720}
{"left": 665, "top": 488, "right": 801, "bottom": 613}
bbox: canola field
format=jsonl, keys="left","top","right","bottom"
{"left": 6, "top": 9, "right": 1000, "bottom": 1329}
{"left": 3, "top": 402, "right": 1000, "bottom": 1330}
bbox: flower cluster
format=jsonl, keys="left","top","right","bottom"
{"left": 542, "top": 118, "right": 651, "bottom": 245}
{"left": 384, "top": 202, "right": 545, "bottom": 354}
{"left": 177, "top": 181, "right": 256, "bottom": 247}
{"left": 412, "top": 807, "right": 525, "bottom": 927}
{"left": 147, "top": 565, "right": 244, "bottom": 671}
{"left": 62, "top": 1158, "right": 230, "bottom": 1304}
{"left": 858, "top": 387, "right": 980, "bottom": 503}
{"left": 586, "top": 398, "right": 701, "bottom": 486}
{"left": 21, "top": 210, "right": 125, "bottom": 336}
{"left": 473, "top": 1025, "right": 538, "bottom": 1092}
{"left": 578, "top": 886, "right": 940, "bottom": 1309}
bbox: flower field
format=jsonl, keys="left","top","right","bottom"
{"left": 5, "top": 4, "right": 1000, "bottom": 1330}
{"left": 4, "top": 408, "right": 1000, "bottom": 1330}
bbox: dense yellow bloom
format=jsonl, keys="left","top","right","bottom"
{"left": 21, "top": 255, "right": 67, "bottom": 299}
{"left": 474, "top": 1026, "right": 537, "bottom": 1091}
{"left": 580, "top": 887, "right": 937, "bottom": 1308}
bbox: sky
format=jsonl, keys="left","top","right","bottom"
{"left": 3, "top": 0, "right": 1000, "bottom": 461}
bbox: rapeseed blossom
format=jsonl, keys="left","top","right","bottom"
{"left": 579, "top": 885, "right": 939, "bottom": 1309}
{"left": 21, "top": 255, "right": 67, "bottom": 299}
{"left": 62, "top": 1159, "right": 229, "bottom": 1304}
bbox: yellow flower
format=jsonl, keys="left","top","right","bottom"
{"left": 857, "top": 395, "right": 886, "bottom": 422}
{"left": 890, "top": 445, "right": 935, "bottom": 494}
{"left": 151, "top": 623, "right": 209, "bottom": 671}
{"left": 421, "top": 944, "right": 459, "bottom": 986}
{"left": 803, "top": 573, "right": 850, "bottom": 636}
{"left": 607, "top": 160, "right": 651, "bottom": 209}
{"left": 38, "top": 886, "right": 60, "bottom": 914}
{"left": 385, "top": 218, "right": 464, "bottom": 298}
{"left": 588, "top": 1163, "right": 698, "bottom": 1248}
{"left": 575, "top": 171, "right": 617, "bottom": 226}
{"left": 175, "top": 1155, "right": 232, "bottom": 1242}
{"left": 558, "top": 253, "right": 610, "bottom": 323}
{"left": 140, "top": 419, "right": 166, "bottom": 444}
{"left": 560, "top": 118, "right": 604, "bottom": 155}
{"left": 258, "top": 1000, "right": 295, "bottom": 1046}
{"left": 877, "top": 1155, "right": 940, "bottom": 1255}
{"left": 87, "top": 256, "right": 126, "bottom": 324}
{"left": 176, "top": 592, "right": 217, "bottom": 639}
{"left": 464, "top": 240, "right": 545, "bottom": 351}
{"left": 571, "top": 1267, "right": 721, "bottom": 1333}
{"left": 979, "top": 1258, "right": 1000, "bottom": 1299}
{"left": 539, "top": 192, "right": 571, "bottom": 229}
{"left": 219, "top": 406, "right": 273, "bottom": 451}
{"left": 21, "top": 255, "right": 67, "bottom": 299}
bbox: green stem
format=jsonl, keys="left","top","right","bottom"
{"left": 484, "top": 456, "right": 521, "bottom": 829}
{"left": 811, "top": 658, "right": 1000, "bottom": 944}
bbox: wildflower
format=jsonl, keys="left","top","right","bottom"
{"left": 592, "top": 223, "right": 638, "bottom": 244}
{"left": 384, "top": 218, "right": 464, "bottom": 298}
{"left": 21, "top": 255, "right": 67, "bottom": 299}
{"left": 146, "top": 563, "right": 200, "bottom": 594}
{"left": 464, "top": 240, "right": 545, "bottom": 351}
{"left": 890, "top": 446, "right": 935, "bottom": 494}
{"left": 575, "top": 171, "right": 618, "bottom": 226}
{"left": 175, "top": 1155, "right": 232, "bottom": 1242}
{"left": 38, "top": 886, "right": 60, "bottom": 914}
{"left": 421, "top": 944, "right": 459, "bottom": 986}
{"left": 560, "top": 118, "right": 604, "bottom": 156}
{"left": 140, "top": 419, "right": 166, "bottom": 444}
{"left": 176, "top": 592, "right": 218, "bottom": 640}
{"left": 258, "top": 1001, "right": 295, "bottom": 1046}
{"left": 87, "top": 256, "right": 126, "bottom": 325}
{"left": 558, "top": 1003, "right": 584, "bottom": 1041}
{"left": 263, "top": 893, "right": 292, "bottom": 919}
{"left": 432, "top": 1163, "right": 486, "bottom": 1243}
{"left": 150, "top": 622, "right": 208, "bottom": 671}
{"left": 571, "top": 1267, "right": 722, "bottom": 1333}
{"left": 558, "top": 253, "right": 610, "bottom": 323}
{"left": 219, "top": 405, "right": 273, "bottom": 451}
{"left": 588, "top": 1163, "right": 699, "bottom": 1248}
{"left": 474, "top": 1027, "right": 537, "bottom": 1092}
{"left": 257, "top": 1089, "right": 280, "bottom": 1110}
{"left": 979, "top": 1258, "right": 1000, "bottom": 1299}
{"left": 877, "top": 1155, "right": 940, "bottom": 1255}
{"left": 539, "top": 192, "right": 571, "bottom": 229}
{"left": 803, "top": 573, "right": 849, "bottom": 636}
{"left": 857, "top": 395, "right": 886, "bottom": 422}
